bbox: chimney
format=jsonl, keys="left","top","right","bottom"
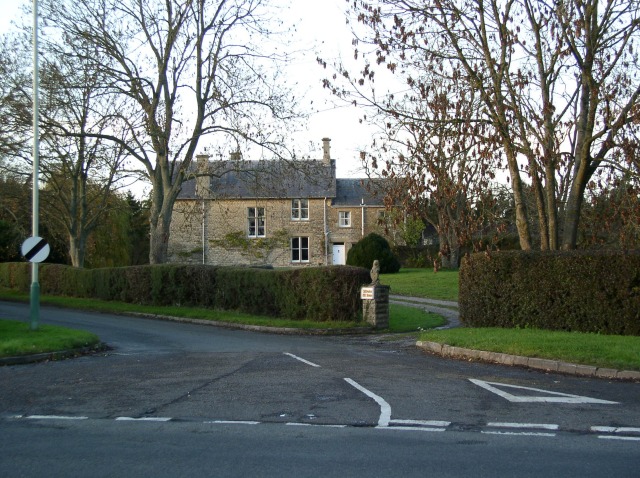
{"left": 195, "top": 154, "right": 210, "bottom": 198}
{"left": 196, "top": 154, "right": 209, "bottom": 171}
{"left": 229, "top": 150, "right": 242, "bottom": 161}
{"left": 322, "top": 137, "right": 331, "bottom": 165}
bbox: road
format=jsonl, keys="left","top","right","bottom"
{"left": 0, "top": 301, "right": 638, "bottom": 477}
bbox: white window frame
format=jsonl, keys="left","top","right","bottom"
{"left": 291, "top": 236, "right": 309, "bottom": 263}
{"left": 291, "top": 198, "right": 309, "bottom": 221}
{"left": 248, "top": 207, "right": 265, "bottom": 238}
{"left": 339, "top": 211, "right": 351, "bottom": 228}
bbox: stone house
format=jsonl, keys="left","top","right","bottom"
{"left": 168, "top": 138, "right": 393, "bottom": 267}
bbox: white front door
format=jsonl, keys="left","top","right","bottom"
{"left": 332, "top": 244, "right": 346, "bottom": 265}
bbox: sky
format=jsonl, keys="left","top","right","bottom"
{"left": 0, "top": 0, "right": 376, "bottom": 180}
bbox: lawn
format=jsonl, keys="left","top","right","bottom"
{"left": 0, "top": 319, "right": 100, "bottom": 358}
{"left": 380, "top": 268, "right": 459, "bottom": 301}
{"left": 420, "top": 327, "right": 640, "bottom": 371}
{"left": 389, "top": 304, "right": 446, "bottom": 332}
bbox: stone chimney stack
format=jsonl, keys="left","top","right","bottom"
{"left": 322, "top": 137, "right": 331, "bottom": 165}
{"left": 196, "top": 154, "right": 209, "bottom": 170}
{"left": 195, "top": 154, "right": 210, "bottom": 199}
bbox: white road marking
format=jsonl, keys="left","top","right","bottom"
{"left": 482, "top": 431, "right": 556, "bottom": 437}
{"left": 115, "top": 417, "right": 172, "bottom": 422}
{"left": 591, "top": 426, "right": 640, "bottom": 434}
{"left": 379, "top": 426, "right": 447, "bottom": 432}
{"left": 597, "top": 435, "right": 640, "bottom": 442}
{"left": 204, "top": 420, "right": 260, "bottom": 425}
{"left": 25, "top": 415, "right": 88, "bottom": 420}
{"left": 390, "top": 419, "right": 451, "bottom": 427}
{"left": 344, "top": 378, "right": 391, "bottom": 427}
{"left": 469, "top": 379, "right": 619, "bottom": 404}
{"left": 284, "top": 352, "right": 320, "bottom": 368}
{"left": 286, "top": 423, "right": 347, "bottom": 428}
{"left": 487, "top": 422, "right": 559, "bottom": 430}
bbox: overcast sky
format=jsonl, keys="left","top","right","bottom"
{"left": 0, "top": 0, "right": 375, "bottom": 179}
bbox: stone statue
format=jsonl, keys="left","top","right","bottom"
{"left": 370, "top": 259, "right": 380, "bottom": 285}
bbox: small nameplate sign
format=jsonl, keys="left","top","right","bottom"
{"left": 361, "top": 287, "right": 375, "bottom": 300}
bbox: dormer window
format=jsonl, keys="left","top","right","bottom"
{"left": 291, "top": 199, "right": 309, "bottom": 221}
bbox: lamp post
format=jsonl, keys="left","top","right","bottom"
{"left": 30, "top": 0, "right": 40, "bottom": 331}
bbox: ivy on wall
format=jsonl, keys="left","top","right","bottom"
{"left": 210, "top": 229, "right": 290, "bottom": 264}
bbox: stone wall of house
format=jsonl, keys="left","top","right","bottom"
{"left": 168, "top": 198, "right": 392, "bottom": 267}
{"left": 326, "top": 204, "right": 387, "bottom": 258}
{"left": 168, "top": 200, "right": 206, "bottom": 263}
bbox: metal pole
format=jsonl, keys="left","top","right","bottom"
{"left": 30, "top": 0, "right": 40, "bottom": 331}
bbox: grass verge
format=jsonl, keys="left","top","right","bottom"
{"left": 389, "top": 304, "right": 446, "bottom": 333}
{"left": 0, "top": 319, "right": 100, "bottom": 358}
{"left": 0, "top": 290, "right": 444, "bottom": 334}
{"left": 420, "top": 327, "right": 640, "bottom": 371}
{"left": 381, "top": 268, "right": 459, "bottom": 301}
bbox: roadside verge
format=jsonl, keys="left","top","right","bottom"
{"left": 417, "top": 340, "right": 640, "bottom": 381}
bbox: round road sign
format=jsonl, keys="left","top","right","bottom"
{"left": 21, "top": 236, "right": 50, "bottom": 263}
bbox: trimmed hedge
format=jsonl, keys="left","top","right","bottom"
{"left": 0, "top": 263, "right": 370, "bottom": 322}
{"left": 459, "top": 251, "right": 640, "bottom": 336}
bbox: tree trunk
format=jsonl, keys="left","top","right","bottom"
{"left": 148, "top": 184, "right": 177, "bottom": 264}
{"left": 529, "top": 164, "right": 549, "bottom": 250}
{"left": 68, "top": 234, "right": 86, "bottom": 268}
{"left": 561, "top": 170, "right": 588, "bottom": 250}
{"left": 504, "top": 150, "right": 533, "bottom": 250}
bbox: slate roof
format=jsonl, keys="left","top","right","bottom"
{"left": 179, "top": 159, "right": 336, "bottom": 199}
{"left": 178, "top": 158, "right": 387, "bottom": 206}
{"left": 333, "top": 179, "right": 386, "bottom": 206}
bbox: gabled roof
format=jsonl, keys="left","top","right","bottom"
{"left": 177, "top": 157, "right": 389, "bottom": 206}
{"left": 333, "top": 179, "right": 386, "bottom": 206}
{"left": 178, "top": 159, "right": 336, "bottom": 199}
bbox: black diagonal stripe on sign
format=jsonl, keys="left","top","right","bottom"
{"left": 24, "top": 238, "right": 48, "bottom": 261}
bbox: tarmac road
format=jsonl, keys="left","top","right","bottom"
{"left": 1, "top": 301, "right": 638, "bottom": 477}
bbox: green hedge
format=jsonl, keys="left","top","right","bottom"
{"left": 459, "top": 251, "right": 640, "bottom": 335}
{"left": 0, "top": 263, "right": 370, "bottom": 322}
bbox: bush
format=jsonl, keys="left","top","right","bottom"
{"left": 459, "top": 250, "right": 640, "bottom": 336}
{"left": 0, "top": 262, "right": 370, "bottom": 322}
{"left": 346, "top": 233, "right": 401, "bottom": 274}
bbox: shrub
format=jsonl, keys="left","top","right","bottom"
{"left": 346, "top": 233, "right": 401, "bottom": 273}
{"left": 460, "top": 250, "right": 640, "bottom": 336}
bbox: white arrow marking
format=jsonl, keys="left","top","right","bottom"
{"left": 469, "top": 379, "right": 618, "bottom": 404}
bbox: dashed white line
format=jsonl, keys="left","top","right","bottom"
{"left": 482, "top": 431, "right": 557, "bottom": 437}
{"left": 597, "top": 435, "right": 640, "bottom": 442}
{"left": 286, "top": 423, "right": 347, "bottom": 428}
{"left": 380, "top": 426, "right": 447, "bottom": 432}
{"left": 390, "top": 419, "right": 451, "bottom": 427}
{"left": 487, "top": 422, "right": 559, "bottom": 431}
{"left": 25, "top": 415, "right": 88, "bottom": 420}
{"left": 591, "top": 426, "right": 640, "bottom": 441}
{"left": 283, "top": 353, "right": 321, "bottom": 368}
{"left": 115, "top": 417, "right": 172, "bottom": 422}
{"left": 591, "top": 426, "right": 640, "bottom": 434}
{"left": 344, "top": 378, "right": 391, "bottom": 428}
{"left": 204, "top": 420, "right": 260, "bottom": 425}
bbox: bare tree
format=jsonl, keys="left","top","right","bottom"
{"left": 37, "top": 38, "right": 134, "bottom": 267}
{"left": 359, "top": 77, "right": 499, "bottom": 268}
{"left": 334, "top": 0, "right": 640, "bottom": 250}
{"left": 45, "top": 0, "right": 301, "bottom": 263}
